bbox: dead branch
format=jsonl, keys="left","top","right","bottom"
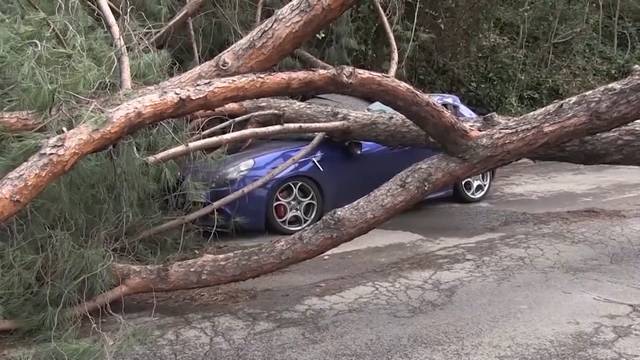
{"left": 149, "top": 0, "right": 205, "bottom": 46}
{"left": 256, "top": 0, "right": 265, "bottom": 26}
{"left": 96, "top": 0, "right": 132, "bottom": 90}
{"left": 0, "top": 67, "right": 476, "bottom": 222}
{"left": 188, "top": 110, "right": 282, "bottom": 141}
{"left": 136, "top": 133, "right": 326, "bottom": 240}
{"left": 0, "top": 111, "right": 41, "bottom": 133}
{"left": 148, "top": 122, "right": 345, "bottom": 164}
{"left": 373, "top": 0, "right": 398, "bottom": 77}
{"left": 187, "top": 17, "right": 199, "bottom": 66}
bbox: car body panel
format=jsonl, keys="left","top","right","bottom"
{"left": 182, "top": 94, "right": 482, "bottom": 233}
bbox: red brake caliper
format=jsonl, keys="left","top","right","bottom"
{"left": 275, "top": 191, "right": 288, "bottom": 219}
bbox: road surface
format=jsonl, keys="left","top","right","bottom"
{"left": 14, "top": 161, "right": 640, "bottom": 359}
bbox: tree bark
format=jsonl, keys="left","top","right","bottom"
{"left": 0, "top": 68, "right": 475, "bottom": 223}
{"left": 163, "top": 0, "right": 358, "bottom": 88}
{"left": 96, "top": 0, "right": 132, "bottom": 90}
{"left": 531, "top": 121, "right": 640, "bottom": 166}
{"left": 0, "top": 111, "right": 40, "bottom": 133}
{"left": 92, "top": 70, "right": 640, "bottom": 302}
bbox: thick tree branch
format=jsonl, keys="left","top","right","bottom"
{"left": 0, "top": 111, "right": 40, "bottom": 133}
{"left": 147, "top": 122, "right": 346, "bottom": 164}
{"left": 530, "top": 121, "right": 640, "bottom": 166}
{"left": 372, "top": 0, "right": 398, "bottom": 77}
{"left": 0, "top": 67, "right": 475, "bottom": 222}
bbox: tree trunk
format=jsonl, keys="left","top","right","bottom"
{"left": 0, "top": 111, "right": 40, "bottom": 133}
{"left": 0, "top": 68, "right": 475, "bottom": 222}
{"left": 98, "top": 71, "right": 640, "bottom": 302}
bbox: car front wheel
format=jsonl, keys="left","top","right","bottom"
{"left": 267, "top": 177, "right": 323, "bottom": 234}
{"left": 454, "top": 171, "right": 493, "bottom": 203}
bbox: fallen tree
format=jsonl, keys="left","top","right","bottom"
{"left": 82, "top": 69, "right": 640, "bottom": 312}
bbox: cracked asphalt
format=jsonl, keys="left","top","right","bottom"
{"left": 109, "top": 161, "right": 640, "bottom": 359}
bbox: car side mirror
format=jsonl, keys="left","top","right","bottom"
{"left": 345, "top": 141, "right": 363, "bottom": 155}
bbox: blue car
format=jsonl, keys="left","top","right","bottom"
{"left": 181, "top": 94, "right": 494, "bottom": 234}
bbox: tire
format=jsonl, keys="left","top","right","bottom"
{"left": 266, "top": 177, "right": 323, "bottom": 234}
{"left": 454, "top": 171, "right": 493, "bottom": 203}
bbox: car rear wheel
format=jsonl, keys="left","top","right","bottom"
{"left": 454, "top": 171, "right": 493, "bottom": 203}
{"left": 267, "top": 177, "right": 323, "bottom": 234}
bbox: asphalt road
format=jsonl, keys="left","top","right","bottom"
{"left": 41, "top": 161, "right": 640, "bottom": 359}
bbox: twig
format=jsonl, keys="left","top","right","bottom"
{"left": 147, "top": 121, "right": 346, "bottom": 164}
{"left": 613, "top": 0, "right": 620, "bottom": 54}
{"left": 188, "top": 110, "right": 282, "bottom": 141}
{"left": 96, "top": 0, "right": 132, "bottom": 90}
{"left": 373, "top": 0, "right": 398, "bottom": 77}
{"left": 135, "top": 133, "right": 326, "bottom": 240}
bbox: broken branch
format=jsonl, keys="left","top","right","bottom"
{"left": 373, "top": 0, "right": 398, "bottom": 77}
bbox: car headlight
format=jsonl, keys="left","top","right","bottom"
{"left": 222, "top": 159, "right": 254, "bottom": 180}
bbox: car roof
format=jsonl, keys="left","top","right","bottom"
{"left": 308, "top": 93, "right": 462, "bottom": 109}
